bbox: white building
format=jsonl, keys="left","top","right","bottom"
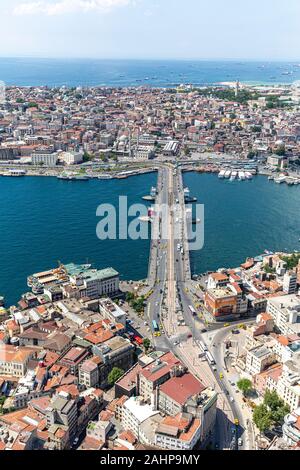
{"left": 277, "top": 361, "right": 300, "bottom": 411}
{"left": 282, "top": 409, "right": 300, "bottom": 446}
{"left": 31, "top": 152, "right": 58, "bottom": 167}
{"left": 59, "top": 151, "right": 83, "bottom": 165}
{"left": 283, "top": 272, "right": 298, "bottom": 295}
{"left": 246, "top": 345, "right": 277, "bottom": 377}
{"left": 121, "top": 397, "right": 160, "bottom": 440}
{"left": 71, "top": 267, "right": 120, "bottom": 299}
{"left": 267, "top": 295, "right": 300, "bottom": 336}
{"left": 99, "top": 298, "right": 127, "bottom": 326}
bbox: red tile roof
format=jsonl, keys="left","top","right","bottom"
{"left": 159, "top": 373, "right": 205, "bottom": 405}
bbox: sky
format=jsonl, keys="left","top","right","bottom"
{"left": 0, "top": 0, "right": 299, "bottom": 60}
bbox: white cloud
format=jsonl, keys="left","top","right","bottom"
{"left": 13, "top": 0, "right": 135, "bottom": 16}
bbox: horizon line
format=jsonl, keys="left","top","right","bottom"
{"left": 0, "top": 55, "right": 300, "bottom": 62}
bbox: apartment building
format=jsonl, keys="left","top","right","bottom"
{"left": 277, "top": 361, "right": 300, "bottom": 411}
{"left": 46, "top": 391, "right": 78, "bottom": 442}
{"left": 99, "top": 298, "right": 127, "bottom": 326}
{"left": 0, "top": 345, "right": 36, "bottom": 378}
{"left": 204, "top": 288, "right": 238, "bottom": 320}
{"left": 155, "top": 414, "right": 202, "bottom": 451}
{"left": 282, "top": 409, "right": 300, "bottom": 446}
{"left": 137, "top": 352, "right": 183, "bottom": 402}
{"left": 121, "top": 396, "right": 160, "bottom": 440}
{"left": 246, "top": 345, "right": 277, "bottom": 376}
{"left": 93, "top": 336, "right": 135, "bottom": 388}
{"left": 283, "top": 271, "right": 298, "bottom": 295}
{"left": 267, "top": 295, "right": 300, "bottom": 336}
{"left": 59, "top": 347, "right": 89, "bottom": 376}
{"left": 79, "top": 356, "right": 101, "bottom": 388}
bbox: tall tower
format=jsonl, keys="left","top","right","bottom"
{"left": 235, "top": 80, "right": 240, "bottom": 98}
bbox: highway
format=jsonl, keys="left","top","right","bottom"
{"left": 145, "top": 163, "right": 254, "bottom": 450}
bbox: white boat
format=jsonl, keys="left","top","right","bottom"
{"left": 224, "top": 170, "right": 231, "bottom": 179}
{"left": 150, "top": 187, "right": 157, "bottom": 197}
{"left": 98, "top": 174, "right": 113, "bottom": 180}
{"left": 2, "top": 169, "right": 26, "bottom": 177}
{"left": 230, "top": 171, "right": 238, "bottom": 181}
{"left": 238, "top": 171, "right": 246, "bottom": 181}
{"left": 245, "top": 172, "right": 253, "bottom": 180}
{"left": 274, "top": 176, "right": 286, "bottom": 184}
{"left": 218, "top": 170, "right": 226, "bottom": 179}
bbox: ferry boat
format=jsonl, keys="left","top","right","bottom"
{"left": 224, "top": 170, "right": 231, "bottom": 179}
{"left": 98, "top": 174, "right": 113, "bottom": 180}
{"left": 245, "top": 172, "right": 253, "bottom": 180}
{"left": 57, "top": 173, "right": 70, "bottom": 180}
{"left": 2, "top": 169, "right": 27, "bottom": 177}
{"left": 150, "top": 186, "right": 157, "bottom": 197}
{"left": 230, "top": 171, "right": 238, "bottom": 181}
{"left": 238, "top": 171, "right": 246, "bottom": 181}
{"left": 73, "top": 175, "right": 89, "bottom": 181}
{"left": 32, "top": 283, "right": 44, "bottom": 295}
{"left": 274, "top": 176, "right": 286, "bottom": 184}
{"left": 184, "top": 187, "right": 190, "bottom": 198}
{"left": 218, "top": 170, "right": 226, "bottom": 179}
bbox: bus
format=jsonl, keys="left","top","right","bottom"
{"left": 199, "top": 341, "right": 208, "bottom": 352}
{"left": 206, "top": 351, "right": 216, "bottom": 366}
{"left": 188, "top": 305, "right": 196, "bottom": 316}
{"left": 152, "top": 320, "right": 159, "bottom": 332}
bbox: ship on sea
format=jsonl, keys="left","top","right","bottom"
{"left": 142, "top": 186, "right": 157, "bottom": 201}
{"left": 1, "top": 169, "right": 27, "bottom": 177}
{"left": 57, "top": 172, "right": 89, "bottom": 181}
{"left": 184, "top": 187, "right": 197, "bottom": 203}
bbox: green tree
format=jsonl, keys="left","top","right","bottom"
{"left": 237, "top": 378, "right": 253, "bottom": 396}
{"left": 264, "top": 390, "right": 290, "bottom": 424}
{"left": 108, "top": 367, "right": 124, "bottom": 386}
{"left": 131, "top": 296, "right": 145, "bottom": 313}
{"left": 125, "top": 292, "right": 135, "bottom": 303}
{"left": 253, "top": 404, "right": 273, "bottom": 433}
{"left": 143, "top": 338, "right": 151, "bottom": 352}
{"left": 83, "top": 151, "right": 92, "bottom": 162}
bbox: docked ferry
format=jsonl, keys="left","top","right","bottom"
{"left": 2, "top": 169, "right": 27, "bottom": 177}
{"left": 238, "top": 171, "right": 246, "bottom": 181}
{"left": 224, "top": 170, "right": 231, "bottom": 179}
{"left": 230, "top": 171, "right": 238, "bottom": 181}
{"left": 218, "top": 170, "right": 226, "bottom": 179}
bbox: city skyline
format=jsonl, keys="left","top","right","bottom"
{"left": 0, "top": 0, "right": 299, "bottom": 61}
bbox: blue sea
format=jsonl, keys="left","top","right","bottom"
{"left": 0, "top": 58, "right": 300, "bottom": 87}
{"left": 0, "top": 173, "right": 156, "bottom": 306}
{"left": 184, "top": 173, "right": 300, "bottom": 276}
{"left": 1, "top": 173, "right": 300, "bottom": 306}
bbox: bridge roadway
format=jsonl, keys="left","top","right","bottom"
{"left": 146, "top": 164, "right": 254, "bottom": 450}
